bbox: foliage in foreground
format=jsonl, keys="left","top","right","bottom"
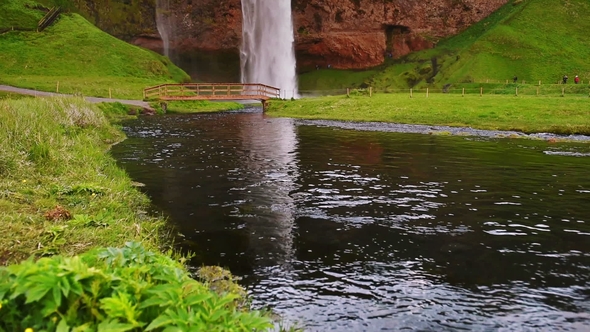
{"left": 0, "top": 97, "right": 163, "bottom": 265}
{"left": 0, "top": 242, "right": 272, "bottom": 332}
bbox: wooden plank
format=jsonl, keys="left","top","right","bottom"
{"left": 144, "top": 83, "right": 279, "bottom": 101}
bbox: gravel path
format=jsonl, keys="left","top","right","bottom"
{"left": 0, "top": 85, "right": 151, "bottom": 109}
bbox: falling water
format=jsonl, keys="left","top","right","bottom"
{"left": 156, "top": 0, "right": 172, "bottom": 57}
{"left": 240, "top": 0, "right": 299, "bottom": 99}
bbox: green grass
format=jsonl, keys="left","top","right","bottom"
{"left": 0, "top": 0, "right": 45, "bottom": 31}
{"left": 0, "top": 3, "right": 190, "bottom": 99}
{"left": 267, "top": 93, "right": 590, "bottom": 135}
{"left": 429, "top": 0, "right": 590, "bottom": 86}
{"left": 0, "top": 97, "right": 166, "bottom": 265}
{"left": 0, "top": 91, "right": 33, "bottom": 100}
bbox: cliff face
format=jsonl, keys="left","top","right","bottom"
{"left": 292, "top": 0, "right": 509, "bottom": 69}
{"left": 80, "top": 0, "right": 509, "bottom": 70}
{"left": 74, "top": 0, "right": 157, "bottom": 41}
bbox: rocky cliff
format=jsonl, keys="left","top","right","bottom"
{"left": 73, "top": 0, "right": 156, "bottom": 41}
{"left": 292, "top": 0, "right": 509, "bottom": 69}
{"left": 78, "top": 0, "right": 509, "bottom": 70}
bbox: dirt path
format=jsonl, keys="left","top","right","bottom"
{"left": 0, "top": 85, "right": 151, "bottom": 109}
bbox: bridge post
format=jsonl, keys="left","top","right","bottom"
{"left": 262, "top": 100, "right": 267, "bottom": 112}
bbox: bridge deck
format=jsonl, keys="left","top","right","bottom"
{"left": 143, "top": 83, "right": 280, "bottom": 103}
{"left": 158, "top": 95, "right": 273, "bottom": 101}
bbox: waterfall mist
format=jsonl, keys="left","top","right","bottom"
{"left": 240, "top": 0, "right": 299, "bottom": 99}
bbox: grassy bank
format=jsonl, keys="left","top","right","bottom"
{"left": 267, "top": 93, "right": 590, "bottom": 135}
{"left": 0, "top": 97, "right": 164, "bottom": 265}
{"left": 0, "top": 97, "right": 276, "bottom": 331}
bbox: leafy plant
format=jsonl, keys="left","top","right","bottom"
{"left": 0, "top": 242, "right": 273, "bottom": 331}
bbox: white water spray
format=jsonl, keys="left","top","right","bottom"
{"left": 240, "top": 0, "right": 299, "bottom": 99}
{"left": 156, "top": 0, "right": 172, "bottom": 57}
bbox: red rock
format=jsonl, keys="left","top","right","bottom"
{"left": 85, "top": 0, "right": 510, "bottom": 70}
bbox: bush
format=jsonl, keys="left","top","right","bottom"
{"left": 0, "top": 242, "right": 272, "bottom": 332}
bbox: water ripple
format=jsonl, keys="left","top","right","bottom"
{"left": 111, "top": 112, "right": 590, "bottom": 331}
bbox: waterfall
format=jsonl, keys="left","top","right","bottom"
{"left": 156, "top": 0, "right": 172, "bottom": 57}
{"left": 240, "top": 0, "right": 299, "bottom": 99}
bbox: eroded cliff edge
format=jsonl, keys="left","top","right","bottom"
{"left": 76, "top": 0, "right": 509, "bottom": 70}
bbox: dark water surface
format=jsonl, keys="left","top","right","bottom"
{"left": 111, "top": 109, "right": 590, "bottom": 331}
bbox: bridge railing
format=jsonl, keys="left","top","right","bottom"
{"left": 143, "top": 83, "right": 280, "bottom": 101}
{"left": 37, "top": 7, "right": 61, "bottom": 32}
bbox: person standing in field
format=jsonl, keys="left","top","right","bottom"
{"left": 563, "top": 75, "right": 568, "bottom": 84}
{"left": 574, "top": 75, "right": 580, "bottom": 84}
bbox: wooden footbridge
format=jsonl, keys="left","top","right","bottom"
{"left": 143, "top": 83, "right": 280, "bottom": 110}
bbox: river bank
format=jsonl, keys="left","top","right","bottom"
{"left": 266, "top": 93, "right": 590, "bottom": 137}
{"left": 0, "top": 97, "right": 162, "bottom": 264}
{"left": 0, "top": 97, "right": 277, "bottom": 331}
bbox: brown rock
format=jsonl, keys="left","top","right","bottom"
{"left": 79, "top": 0, "right": 509, "bottom": 70}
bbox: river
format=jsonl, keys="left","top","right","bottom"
{"left": 110, "top": 108, "right": 590, "bottom": 331}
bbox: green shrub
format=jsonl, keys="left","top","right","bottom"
{"left": 0, "top": 242, "right": 273, "bottom": 332}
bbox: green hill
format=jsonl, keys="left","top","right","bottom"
{"left": 0, "top": 0, "right": 45, "bottom": 31}
{"left": 0, "top": 0, "right": 189, "bottom": 99}
{"left": 300, "top": 0, "right": 590, "bottom": 91}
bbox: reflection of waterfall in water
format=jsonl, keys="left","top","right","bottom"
{"left": 156, "top": 0, "right": 172, "bottom": 57}
{"left": 238, "top": 116, "right": 299, "bottom": 266}
{"left": 240, "top": 0, "right": 299, "bottom": 99}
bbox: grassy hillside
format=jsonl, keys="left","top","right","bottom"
{"left": 0, "top": 0, "right": 44, "bottom": 31}
{"left": 0, "top": 0, "right": 189, "bottom": 99}
{"left": 300, "top": 0, "right": 590, "bottom": 91}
